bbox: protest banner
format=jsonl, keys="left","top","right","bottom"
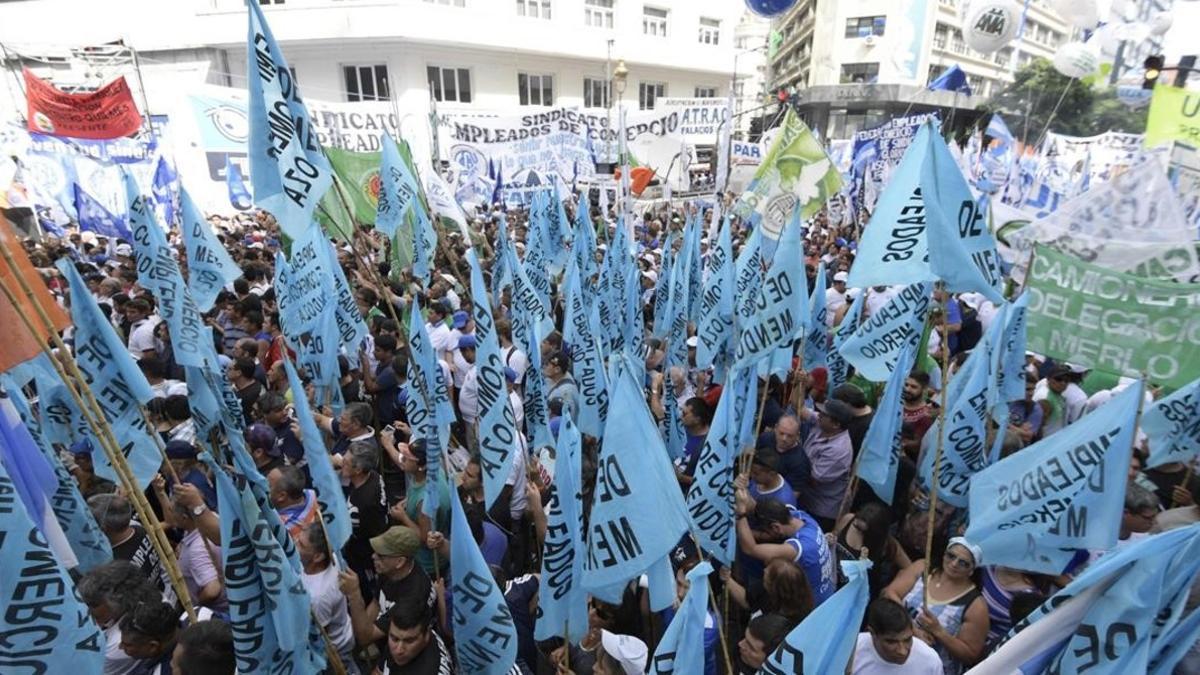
{"left": 180, "top": 187, "right": 242, "bottom": 312}
{"left": 1142, "top": 376, "right": 1200, "bottom": 468}
{"left": 563, "top": 260, "right": 609, "bottom": 438}
{"left": 1145, "top": 84, "right": 1200, "bottom": 149}
{"left": 0, "top": 220, "right": 69, "bottom": 371}
{"left": 733, "top": 204, "right": 808, "bottom": 368}
{"left": 1024, "top": 246, "right": 1200, "bottom": 389}
{"left": 695, "top": 215, "right": 734, "bottom": 370}
{"left": 449, "top": 488, "right": 519, "bottom": 675}
{"left": 654, "top": 97, "right": 729, "bottom": 144}
{"left": 23, "top": 68, "right": 142, "bottom": 140}
{"left": 838, "top": 283, "right": 931, "bottom": 382}
{"left": 533, "top": 412, "right": 588, "bottom": 644}
{"left": 857, "top": 345, "right": 914, "bottom": 505}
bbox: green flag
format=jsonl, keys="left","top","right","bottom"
{"left": 318, "top": 147, "right": 380, "bottom": 241}
{"left": 768, "top": 30, "right": 783, "bottom": 60}
{"left": 1144, "top": 84, "right": 1200, "bottom": 149}
{"left": 1024, "top": 246, "right": 1200, "bottom": 389}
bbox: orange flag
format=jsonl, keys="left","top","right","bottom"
{"left": 0, "top": 217, "right": 70, "bottom": 372}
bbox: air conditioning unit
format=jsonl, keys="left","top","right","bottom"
{"left": 864, "top": 34, "right": 878, "bottom": 47}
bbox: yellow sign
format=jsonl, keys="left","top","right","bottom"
{"left": 1145, "top": 84, "right": 1200, "bottom": 149}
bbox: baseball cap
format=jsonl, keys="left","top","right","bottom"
{"left": 504, "top": 367, "right": 519, "bottom": 383}
{"left": 165, "top": 440, "right": 199, "bottom": 460}
{"left": 833, "top": 271, "right": 848, "bottom": 283}
{"left": 641, "top": 270, "right": 658, "bottom": 283}
{"left": 458, "top": 334, "right": 478, "bottom": 350}
{"left": 452, "top": 311, "right": 469, "bottom": 329}
{"left": 69, "top": 438, "right": 94, "bottom": 455}
{"left": 245, "top": 424, "right": 279, "bottom": 456}
{"left": 686, "top": 335, "right": 698, "bottom": 349}
{"left": 830, "top": 383, "right": 867, "bottom": 409}
{"left": 600, "top": 631, "right": 648, "bottom": 675}
{"left": 815, "top": 399, "right": 854, "bottom": 426}
{"left": 114, "top": 243, "right": 133, "bottom": 256}
{"left": 370, "top": 526, "right": 420, "bottom": 558}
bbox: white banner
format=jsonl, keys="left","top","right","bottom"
{"left": 654, "top": 97, "right": 729, "bottom": 145}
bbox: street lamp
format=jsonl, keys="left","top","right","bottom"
{"left": 613, "top": 58, "right": 629, "bottom": 98}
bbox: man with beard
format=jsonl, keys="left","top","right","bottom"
{"left": 900, "top": 371, "right": 934, "bottom": 461}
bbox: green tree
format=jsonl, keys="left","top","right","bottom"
{"left": 982, "top": 59, "right": 1148, "bottom": 142}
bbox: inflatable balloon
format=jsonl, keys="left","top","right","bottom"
{"left": 1050, "top": 0, "right": 1099, "bottom": 30}
{"left": 1149, "top": 11, "right": 1173, "bottom": 36}
{"left": 744, "top": 0, "right": 798, "bottom": 18}
{"left": 962, "top": 0, "right": 1021, "bottom": 54}
{"left": 1115, "top": 77, "right": 1152, "bottom": 109}
{"left": 1053, "top": 42, "right": 1099, "bottom": 79}
{"left": 1110, "top": 21, "right": 1150, "bottom": 43}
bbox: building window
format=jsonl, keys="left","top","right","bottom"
{"left": 844, "top": 16, "right": 885, "bottom": 38}
{"left": 643, "top": 6, "right": 667, "bottom": 37}
{"left": 733, "top": 80, "right": 745, "bottom": 97}
{"left": 839, "top": 62, "right": 879, "bottom": 84}
{"left": 344, "top": 64, "right": 389, "bottom": 102}
{"left": 933, "top": 24, "right": 948, "bottom": 49}
{"left": 259, "top": 0, "right": 285, "bottom": 5}
{"left": 994, "top": 48, "right": 1011, "bottom": 67}
{"left": 516, "top": 0, "right": 550, "bottom": 19}
{"left": 519, "top": 73, "right": 554, "bottom": 106}
{"left": 694, "top": 86, "right": 717, "bottom": 98}
{"left": 425, "top": 0, "right": 466, "bottom": 5}
{"left": 427, "top": 66, "right": 471, "bottom": 103}
{"left": 699, "top": 17, "right": 720, "bottom": 45}
{"left": 734, "top": 36, "right": 748, "bottom": 49}
{"left": 585, "top": 0, "right": 614, "bottom": 28}
{"left": 584, "top": 77, "right": 610, "bottom": 108}
{"left": 951, "top": 29, "right": 966, "bottom": 54}
{"left": 638, "top": 81, "right": 665, "bottom": 109}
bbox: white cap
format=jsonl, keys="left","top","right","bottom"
{"left": 600, "top": 631, "right": 648, "bottom": 675}
{"left": 686, "top": 335, "right": 698, "bottom": 348}
{"left": 833, "top": 271, "right": 848, "bottom": 283}
{"left": 641, "top": 270, "right": 658, "bottom": 283}
{"left": 115, "top": 243, "right": 133, "bottom": 256}
{"left": 1067, "top": 363, "right": 1089, "bottom": 374}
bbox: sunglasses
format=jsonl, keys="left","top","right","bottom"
{"left": 944, "top": 550, "right": 974, "bottom": 569}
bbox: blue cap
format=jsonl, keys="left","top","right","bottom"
{"left": 452, "top": 311, "right": 469, "bottom": 329}
{"left": 504, "top": 367, "right": 519, "bottom": 383}
{"left": 549, "top": 417, "right": 561, "bottom": 438}
{"left": 69, "top": 438, "right": 94, "bottom": 455}
{"left": 458, "top": 334, "right": 477, "bottom": 350}
{"left": 165, "top": 440, "right": 198, "bottom": 459}
{"left": 835, "top": 237, "right": 847, "bottom": 247}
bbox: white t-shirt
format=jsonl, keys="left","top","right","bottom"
{"left": 127, "top": 316, "right": 161, "bottom": 357}
{"left": 459, "top": 366, "right": 479, "bottom": 423}
{"left": 864, "top": 287, "right": 899, "bottom": 318}
{"left": 825, "top": 287, "right": 848, "bottom": 325}
{"left": 851, "top": 633, "right": 943, "bottom": 675}
{"left": 427, "top": 321, "right": 456, "bottom": 354}
{"left": 501, "top": 344, "right": 529, "bottom": 385}
{"left": 301, "top": 565, "right": 355, "bottom": 653}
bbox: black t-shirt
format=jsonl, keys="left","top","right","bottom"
{"left": 346, "top": 473, "right": 389, "bottom": 572}
{"left": 845, "top": 411, "right": 873, "bottom": 458}
{"left": 379, "top": 630, "right": 454, "bottom": 675}
{"left": 237, "top": 380, "right": 264, "bottom": 425}
{"left": 111, "top": 525, "right": 171, "bottom": 596}
{"left": 504, "top": 574, "right": 540, "bottom": 674}
{"left": 375, "top": 566, "right": 437, "bottom": 637}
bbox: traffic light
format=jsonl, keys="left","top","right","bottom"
{"left": 1175, "top": 55, "right": 1197, "bottom": 88}
{"left": 1143, "top": 55, "right": 1164, "bottom": 90}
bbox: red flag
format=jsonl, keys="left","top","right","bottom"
{"left": 23, "top": 68, "right": 143, "bottom": 140}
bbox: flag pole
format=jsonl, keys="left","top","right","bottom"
{"left": 922, "top": 287, "right": 951, "bottom": 608}
{"left": 0, "top": 262, "right": 198, "bottom": 622}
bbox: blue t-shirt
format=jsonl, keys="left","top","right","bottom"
{"left": 784, "top": 506, "right": 837, "bottom": 606}
{"left": 945, "top": 298, "right": 962, "bottom": 353}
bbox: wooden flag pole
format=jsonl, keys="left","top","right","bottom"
{"left": 922, "top": 289, "right": 952, "bottom": 609}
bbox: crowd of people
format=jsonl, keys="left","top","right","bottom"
{"left": 15, "top": 187, "right": 1200, "bottom": 675}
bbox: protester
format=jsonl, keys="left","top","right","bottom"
{"left": 853, "top": 598, "right": 943, "bottom": 674}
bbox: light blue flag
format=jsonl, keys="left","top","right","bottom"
{"left": 621, "top": 262, "right": 644, "bottom": 366}
{"left": 73, "top": 182, "right": 131, "bottom": 240}
{"left": 651, "top": 233, "right": 676, "bottom": 338}
{"left": 918, "top": 346, "right": 993, "bottom": 508}
{"left": 276, "top": 227, "right": 331, "bottom": 338}
{"left": 686, "top": 215, "right": 704, "bottom": 324}
{"left": 316, "top": 236, "right": 370, "bottom": 366}
{"left": 413, "top": 200, "right": 437, "bottom": 287}
{"left": 696, "top": 215, "right": 734, "bottom": 370}
{"left": 180, "top": 187, "right": 241, "bottom": 312}
{"left": 733, "top": 225, "right": 763, "bottom": 324}
{"left": 733, "top": 206, "right": 808, "bottom": 368}
{"left": 685, "top": 365, "right": 755, "bottom": 564}
{"left": 124, "top": 171, "right": 207, "bottom": 368}
{"left": 58, "top": 260, "right": 161, "bottom": 490}
{"left": 761, "top": 560, "right": 872, "bottom": 674}
{"left": 449, "top": 489, "right": 519, "bottom": 675}
{"left": 467, "top": 249, "right": 519, "bottom": 509}
{"left": 563, "top": 260, "right": 609, "bottom": 438}
{"left": 225, "top": 155, "right": 252, "bottom": 210}
{"left": 152, "top": 156, "right": 179, "bottom": 228}
{"left": 583, "top": 355, "right": 693, "bottom": 603}
{"left": 521, "top": 223, "right": 555, "bottom": 316}
{"left": 491, "top": 213, "right": 513, "bottom": 306}
{"left": 573, "top": 198, "right": 597, "bottom": 288}
{"left": 211, "top": 460, "right": 325, "bottom": 674}
{"left": 988, "top": 293, "right": 1029, "bottom": 419}
{"left": 827, "top": 292, "right": 864, "bottom": 394}
{"left": 0, "top": 438, "right": 105, "bottom": 674}
{"left": 407, "top": 298, "right": 456, "bottom": 433}
{"left": 522, "top": 325, "right": 554, "bottom": 452}
{"left": 665, "top": 224, "right": 696, "bottom": 369}
{"left": 650, "top": 561, "right": 713, "bottom": 675}
{"left": 507, "top": 244, "right": 553, "bottom": 347}
{"left": 295, "top": 301, "right": 343, "bottom": 410}
{"left": 282, "top": 355, "right": 351, "bottom": 551}
{"left": 246, "top": 0, "right": 331, "bottom": 239}
{"left": 1143, "top": 375, "right": 1200, "bottom": 469}
{"left": 857, "top": 345, "right": 915, "bottom": 506}
{"left": 965, "top": 381, "right": 1144, "bottom": 574}
{"left": 375, "top": 133, "right": 420, "bottom": 239}
{"left": 534, "top": 412, "right": 588, "bottom": 644}
{"left": 803, "top": 261, "right": 829, "bottom": 368}
{"left": 973, "top": 525, "right": 1200, "bottom": 675}
{"left": 920, "top": 122, "right": 1006, "bottom": 303}
{"left": 837, "top": 282, "right": 931, "bottom": 382}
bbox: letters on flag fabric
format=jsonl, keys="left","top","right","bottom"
{"left": 804, "top": 261, "right": 830, "bottom": 368}
{"left": 1142, "top": 376, "right": 1200, "bottom": 468}
{"left": 375, "top": 133, "right": 420, "bottom": 239}
{"left": 246, "top": 0, "right": 332, "bottom": 238}
{"left": 1024, "top": 246, "right": 1200, "bottom": 389}
{"left": 918, "top": 347, "right": 994, "bottom": 508}
{"left": 733, "top": 207, "right": 809, "bottom": 368}
{"left": 449, "top": 492, "right": 519, "bottom": 675}
{"left": 317, "top": 236, "right": 370, "bottom": 365}
{"left": 125, "top": 172, "right": 207, "bottom": 368}
{"left": 966, "top": 381, "right": 1144, "bottom": 574}
{"left": 988, "top": 294, "right": 1028, "bottom": 417}
{"left": 0, "top": 220, "right": 70, "bottom": 372}
{"left": 686, "top": 366, "right": 755, "bottom": 564}
{"left": 733, "top": 224, "right": 763, "bottom": 325}
{"left": 467, "top": 249, "right": 519, "bottom": 509}
{"left": 650, "top": 561, "right": 713, "bottom": 675}
{"left": 826, "top": 292, "right": 863, "bottom": 394}
{"left": 23, "top": 68, "right": 141, "bottom": 140}
{"left": 563, "top": 260, "right": 609, "bottom": 438}
{"left": 212, "top": 462, "right": 325, "bottom": 674}
{"left": 225, "top": 156, "right": 253, "bottom": 210}
{"left": 57, "top": 260, "right": 161, "bottom": 490}
{"left": 761, "top": 560, "right": 872, "bottom": 674}
{"left": 583, "top": 355, "right": 693, "bottom": 602}
{"left": 180, "top": 188, "right": 242, "bottom": 312}
{"left": 407, "top": 299, "right": 456, "bottom": 434}
{"left": 696, "top": 215, "right": 735, "bottom": 370}
{"left": 521, "top": 326, "right": 554, "bottom": 452}
{"left": 73, "top": 182, "right": 131, "bottom": 240}
{"left": 972, "top": 525, "right": 1200, "bottom": 675}
{"left": 0, "top": 435, "right": 105, "bottom": 673}
{"left": 533, "top": 412, "right": 588, "bottom": 644}
{"left": 838, "top": 283, "right": 931, "bottom": 382}
{"left": 857, "top": 346, "right": 914, "bottom": 505}
{"left": 1145, "top": 84, "right": 1200, "bottom": 149}
{"left": 294, "top": 302, "right": 343, "bottom": 410}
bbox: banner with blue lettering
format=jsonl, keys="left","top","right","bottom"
{"left": 449, "top": 490, "right": 519, "bottom": 675}
{"left": 573, "top": 198, "right": 598, "bottom": 293}
{"left": 686, "top": 365, "right": 755, "bottom": 564}
{"left": 413, "top": 198, "right": 437, "bottom": 287}
{"left": 857, "top": 346, "right": 915, "bottom": 505}
{"left": 734, "top": 225, "right": 764, "bottom": 325}
{"left": 467, "top": 249, "right": 519, "bottom": 508}
{"left": 246, "top": 0, "right": 332, "bottom": 239}
{"left": 506, "top": 245, "right": 553, "bottom": 348}
{"left": 563, "top": 260, "right": 609, "bottom": 438}
{"left": 837, "top": 283, "right": 931, "bottom": 382}
{"left": 275, "top": 227, "right": 330, "bottom": 339}
{"left": 58, "top": 260, "right": 161, "bottom": 490}
{"left": 491, "top": 213, "right": 513, "bottom": 306}
{"left": 180, "top": 187, "right": 241, "bottom": 312}
{"left": 375, "top": 133, "right": 420, "bottom": 239}
{"left": 650, "top": 561, "right": 713, "bottom": 675}
{"left": 1143, "top": 375, "right": 1200, "bottom": 468}
{"left": 407, "top": 299, "right": 456, "bottom": 436}
{"left": 761, "top": 560, "right": 872, "bottom": 674}
{"left": 651, "top": 233, "right": 676, "bottom": 339}
{"left": 966, "top": 381, "right": 1144, "bottom": 574}
{"left": 918, "top": 347, "right": 994, "bottom": 507}
{"left": 295, "top": 301, "right": 343, "bottom": 411}
{"left": 317, "top": 236, "right": 370, "bottom": 366}
{"left": 0, "top": 433, "right": 105, "bottom": 674}
{"left": 522, "top": 323, "right": 554, "bottom": 452}
{"left": 972, "top": 524, "right": 1200, "bottom": 675}
{"left": 212, "top": 461, "right": 325, "bottom": 674}
{"left": 534, "top": 412, "right": 588, "bottom": 644}
{"left": 696, "top": 215, "right": 735, "bottom": 370}
{"left": 151, "top": 156, "right": 179, "bottom": 228}
{"left": 827, "top": 293, "right": 863, "bottom": 394}
{"left": 988, "top": 293, "right": 1029, "bottom": 419}
{"left": 804, "top": 261, "right": 829, "bottom": 368}
{"left": 734, "top": 206, "right": 808, "bottom": 368}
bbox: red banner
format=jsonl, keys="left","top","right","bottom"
{"left": 23, "top": 68, "right": 143, "bottom": 140}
